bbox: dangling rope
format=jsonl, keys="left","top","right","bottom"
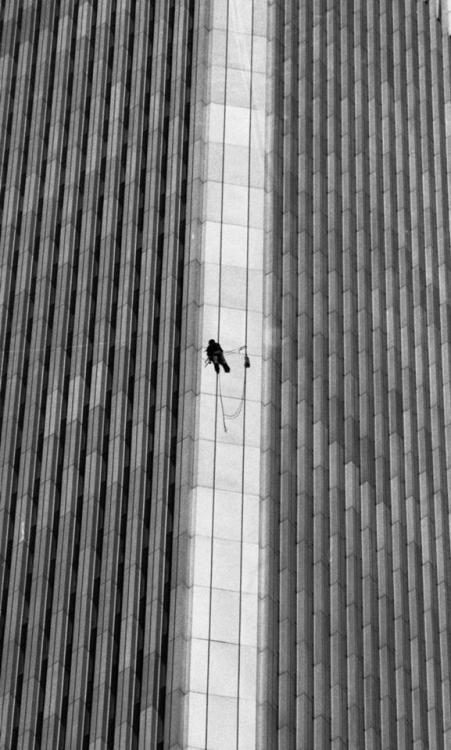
{"left": 215, "top": 348, "right": 250, "bottom": 432}
{"left": 218, "top": 374, "right": 245, "bottom": 429}
{"left": 218, "top": 377, "right": 229, "bottom": 432}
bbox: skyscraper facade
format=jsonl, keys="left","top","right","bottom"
{"left": 0, "top": 1, "right": 450, "bottom": 748}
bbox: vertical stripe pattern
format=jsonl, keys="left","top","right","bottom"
{"left": 1, "top": 1, "right": 451, "bottom": 748}
{"left": 0, "top": 1, "right": 194, "bottom": 747}
{"left": 260, "top": 0, "right": 451, "bottom": 748}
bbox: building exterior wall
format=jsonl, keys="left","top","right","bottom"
{"left": 0, "top": 1, "right": 450, "bottom": 750}
{"left": 0, "top": 1, "right": 194, "bottom": 746}
{"left": 259, "top": 1, "right": 451, "bottom": 748}
{"left": 165, "top": 2, "right": 267, "bottom": 748}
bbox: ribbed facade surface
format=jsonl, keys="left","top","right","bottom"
{"left": 0, "top": 2, "right": 450, "bottom": 750}
{"left": 0, "top": 0, "right": 194, "bottom": 746}
{"left": 259, "top": 1, "right": 451, "bottom": 748}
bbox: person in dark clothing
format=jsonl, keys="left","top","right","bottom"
{"left": 206, "top": 339, "right": 230, "bottom": 373}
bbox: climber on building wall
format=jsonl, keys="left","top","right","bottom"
{"left": 205, "top": 339, "right": 230, "bottom": 374}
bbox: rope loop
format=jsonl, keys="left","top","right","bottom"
{"left": 216, "top": 346, "right": 250, "bottom": 432}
